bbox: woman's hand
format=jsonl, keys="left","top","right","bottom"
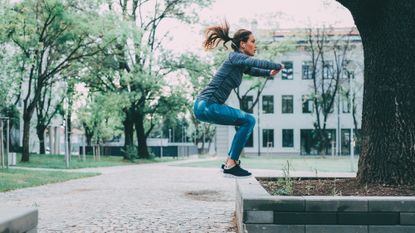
{"left": 270, "top": 64, "right": 285, "bottom": 77}
{"left": 270, "top": 69, "right": 280, "bottom": 76}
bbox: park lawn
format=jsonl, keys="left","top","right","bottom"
{"left": 0, "top": 168, "right": 100, "bottom": 192}
{"left": 16, "top": 154, "right": 176, "bottom": 169}
{"left": 173, "top": 156, "right": 358, "bottom": 173}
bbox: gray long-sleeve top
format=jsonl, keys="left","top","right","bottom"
{"left": 197, "top": 51, "right": 282, "bottom": 104}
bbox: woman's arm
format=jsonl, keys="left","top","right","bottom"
{"left": 244, "top": 67, "right": 272, "bottom": 77}
{"left": 230, "top": 52, "right": 283, "bottom": 70}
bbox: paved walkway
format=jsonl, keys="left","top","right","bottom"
{"left": 1, "top": 160, "right": 238, "bottom": 232}
{"left": 0, "top": 158, "right": 356, "bottom": 233}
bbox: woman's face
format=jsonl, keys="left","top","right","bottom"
{"left": 240, "top": 34, "right": 256, "bottom": 56}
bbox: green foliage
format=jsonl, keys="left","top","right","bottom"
{"left": 77, "top": 92, "right": 124, "bottom": 144}
{"left": 272, "top": 160, "right": 294, "bottom": 196}
{"left": 0, "top": 168, "right": 100, "bottom": 192}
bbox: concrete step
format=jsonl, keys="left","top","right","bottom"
{"left": 0, "top": 207, "right": 38, "bottom": 233}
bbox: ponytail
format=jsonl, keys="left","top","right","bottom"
{"left": 203, "top": 21, "right": 253, "bottom": 52}
{"left": 203, "top": 21, "right": 232, "bottom": 50}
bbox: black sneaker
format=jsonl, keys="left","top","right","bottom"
{"left": 223, "top": 164, "right": 251, "bottom": 177}
{"left": 220, "top": 160, "right": 241, "bottom": 170}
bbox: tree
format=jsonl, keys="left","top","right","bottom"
{"left": 101, "top": 0, "right": 212, "bottom": 159}
{"left": 164, "top": 53, "right": 217, "bottom": 154}
{"left": 303, "top": 27, "right": 358, "bottom": 155}
{"left": 3, "top": 0, "right": 116, "bottom": 161}
{"left": 35, "top": 80, "right": 64, "bottom": 154}
{"left": 336, "top": 0, "right": 415, "bottom": 185}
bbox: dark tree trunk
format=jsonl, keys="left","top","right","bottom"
{"left": 123, "top": 109, "right": 135, "bottom": 159}
{"left": 337, "top": 0, "right": 415, "bottom": 185}
{"left": 36, "top": 124, "right": 47, "bottom": 154}
{"left": 21, "top": 106, "right": 35, "bottom": 162}
{"left": 134, "top": 111, "right": 150, "bottom": 159}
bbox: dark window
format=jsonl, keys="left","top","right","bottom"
{"left": 302, "top": 95, "right": 313, "bottom": 113}
{"left": 241, "top": 95, "right": 254, "bottom": 113}
{"left": 322, "top": 61, "right": 334, "bottom": 79}
{"left": 300, "top": 129, "right": 336, "bottom": 155}
{"left": 262, "top": 95, "right": 274, "bottom": 114}
{"left": 302, "top": 61, "right": 313, "bottom": 79}
{"left": 282, "top": 61, "right": 293, "bottom": 80}
{"left": 262, "top": 129, "right": 274, "bottom": 148}
{"left": 282, "top": 129, "right": 294, "bottom": 147}
{"left": 244, "top": 133, "right": 254, "bottom": 148}
{"left": 342, "top": 93, "right": 351, "bottom": 113}
{"left": 282, "top": 95, "right": 293, "bottom": 113}
{"left": 341, "top": 129, "right": 351, "bottom": 155}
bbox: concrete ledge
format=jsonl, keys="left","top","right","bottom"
{"left": 236, "top": 177, "right": 415, "bottom": 233}
{"left": 0, "top": 207, "right": 38, "bottom": 233}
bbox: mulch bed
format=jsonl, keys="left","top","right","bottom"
{"left": 257, "top": 177, "right": 415, "bottom": 196}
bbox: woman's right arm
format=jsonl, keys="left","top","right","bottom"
{"left": 230, "top": 52, "right": 283, "bottom": 70}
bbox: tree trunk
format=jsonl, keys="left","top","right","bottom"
{"left": 134, "top": 111, "right": 150, "bottom": 159}
{"left": 123, "top": 109, "right": 134, "bottom": 159}
{"left": 346, "top": 1, "right": 415, "bottom": 185}
{"left": 21, "top": 106, "right": 35, "bottom": 162}
{"left": 36, "top": 124, "right": 47, "bottom": 154}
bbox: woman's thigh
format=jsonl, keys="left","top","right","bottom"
{"left": 204, "top": 103, "right": 249, "bottom": 126}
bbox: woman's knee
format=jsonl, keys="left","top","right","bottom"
{"left": 246, "top": 114, "right": 256, "bottom": 128}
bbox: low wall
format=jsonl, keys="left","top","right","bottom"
{"left": 236, "top": 177, "right": 415, "bottom": 233}
{"left": 0, "top": 207, "right": 38, "bottom": 233}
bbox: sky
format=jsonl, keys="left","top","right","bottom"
{"left": 160, "top": 0, "right": 355, "bottom": 54}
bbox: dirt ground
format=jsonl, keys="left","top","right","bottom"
{"left": 258, "top": 177, "right": 415, "bottom": 196}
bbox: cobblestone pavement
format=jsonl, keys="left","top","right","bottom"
{"left": 1, "top": 160, "right": 238, "bottom": 233}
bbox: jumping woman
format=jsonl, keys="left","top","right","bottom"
{"left": 193, "top": 21, "right": 284, "bottom": 177}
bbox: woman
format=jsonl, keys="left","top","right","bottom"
{"left": 193, "top": 21, "right": 283, "bottom": 177}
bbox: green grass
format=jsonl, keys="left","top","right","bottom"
{"left": 16, "top": 153, "right": 176, "bottom": 169}
{"left": 173, "top": 155, "right": 358, "bottom": 173}
{"left": 0, "top": 168, "right": 100, "bottom": 192}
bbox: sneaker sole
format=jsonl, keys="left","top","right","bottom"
{"left": 222, "top": 173, "right": 252, "bottom": 179}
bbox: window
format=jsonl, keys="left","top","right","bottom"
{"left": 342, "top": 92, "right": 351, "bottom": 113}
{"left": 262, "top": 129, "right": 274, "bottom": 147}
{"left": 282, "top": 129, "right": 294, "bottom": 147}
{"left": 262, "top": 95, "right": 274, "bottom": 114}
{"left": 302, "top": 61, "right": 313, "bottom": 79}
{"left": 282, "top": 95, "right": 293, "bottom": 113}
{"left": 341, "top": 129, "right": 351, "bottom": 155}
{"left": 241, "top": 96, "right": 254, "bottom": 113}
{"left": 322, "top": 61, "right": 334, "bottom": 79}
{"left": 342, "top": 69, "right": 355, "bottom": 80}
{"left": 245, "top": 133, "right": 254, "bottom": 148}
{"left": 281, "top": 61, "right": 293, "bottom": 80}
{"left": 302, "top": 95, "right": 313, "bottom": 113}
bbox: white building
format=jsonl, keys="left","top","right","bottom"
{"left": 216, "top": 28, "right": 364, "bottom": 156}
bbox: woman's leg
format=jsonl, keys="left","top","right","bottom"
{"left": 195, "top": 101, "right": 256, "bottom": 160}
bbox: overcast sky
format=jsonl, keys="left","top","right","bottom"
{"left": 161, "top": 0, "right": 355, "bottom": 54}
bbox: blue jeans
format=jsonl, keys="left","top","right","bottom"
{"left": 193, "top": 98, "right": 256, "bottom": 161}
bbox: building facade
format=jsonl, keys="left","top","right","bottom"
{"left": 216, "top": 28, "right": 364, "bottom": 156}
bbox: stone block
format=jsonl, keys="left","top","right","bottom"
{"left": 368, "top": 197, "right": 415, "bottom": 212}
{"left": 401, "top": 213, "right": 415, "bottom": 225}
{"left": 245, "top": 211, "right": 273, "bottom": 224}
{"left": 245, "top": 224, "right": 305, "bottom": 233}
{"left": 305, "top": 196, "right": 368, "bottom": 212}
{"left": 306, "top": 225, "right": 368, "bottom": 233}
{"left": 369, "top": 225, "right": 415, "bottom": 233}
{"left": 243, "top": 197, "right": 305, "bottom": 211}
{"left": 337, "top": 212, "right": 399, "bottom": 225}
{"left": 0, "top": 207, "right": 38, "bottom": 233}
{"left": 274, "top": 212, "right": 337, "bottom": 224}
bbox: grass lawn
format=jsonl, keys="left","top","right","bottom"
{"left": 0, "top": 168, "right": 100, "bottom": 192}
{"left": 173, "top": 155, "right": 358, "bottom": 173}
{"left": 15, "top": 153, "right": 176, "bottom": 169}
